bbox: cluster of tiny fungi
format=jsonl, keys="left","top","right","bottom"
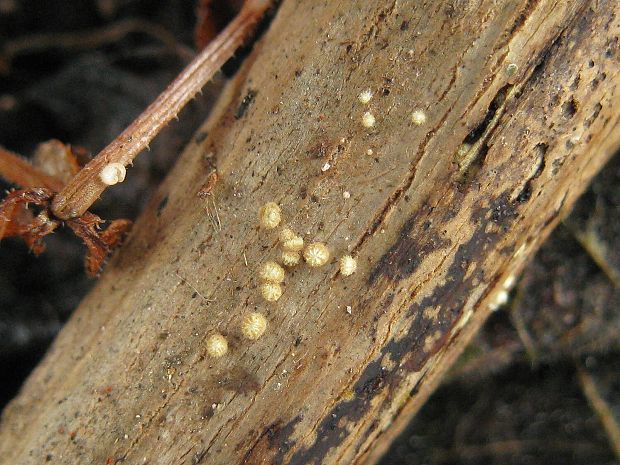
{"left": 357, "top": 89, "right": 427, "bottom": 128}
{"left": 207, "top": 202, "right": 357, "bottom": 358}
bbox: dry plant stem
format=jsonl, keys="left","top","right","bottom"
{"left": 576, "top": 364, "right": 620, "bottom": 458}
{"left": 0, "top": 146, "right": 64, "bottom": 191}
{"left": 51, "top": 0, "right": 272, "bottom": 220}
{"left": 0, "top": 18, "right": 195, "bottom": 70}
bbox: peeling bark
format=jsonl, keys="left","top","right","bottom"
{"left": 1, "top": 1, "right": 619, "bottom": 464}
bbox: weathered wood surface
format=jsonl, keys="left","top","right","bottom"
{"left": 1, "top": 1, "right": 619, "bottom": 464}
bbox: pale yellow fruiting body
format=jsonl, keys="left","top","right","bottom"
{"left": 260, "top": 261, "right": 285, "bottom": 283}
{"left": 279, "top": 227, "right": 304, "bottom": 251}
{"left": 206, "top": 333, "right": 228, "bottom": 358}
{"left": 283, "top": 236, "right": 304, "bottom": 252}
{"left": 279, "top": 227, "right": 296, "bottom": 242}
{"left": 259, "top": 202, "right": 281, "bottom": 229}
{"left": 261, "top": 282, "right": 283, "bottom": 302}
{"left": 411, "top": 109, "right": 427, "bottom": 126}
{"left": 282, "top": 250, "right": 301, "bottom": 267}
{"left": 241, "top": 312, "right": 267, "bottom": 340}
{"left": 304, "top": 242, "right": 330, "bottom": 267}
{"left": 339, "top": 255, "right": 357, "bottom": 276}
{"left": 362, "top": 111, "right": 376, "bottom": 128}
{"left": 358, "top": 89, "right": 373, "bottom": 104}
{"left": 100, "top": 162, "right": 126, "bottom": 185}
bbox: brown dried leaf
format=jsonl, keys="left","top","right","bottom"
{"left": 0, "top": 146, "right": 65, "bottom": 191}
{"left": 0, "top": 188, "right": 131, "bottom": 275}
{"left": 66, "top": 212, "right": 132, "bottom": 276}
{"left": 100, "top": 218, "right": 133, "bottom": 249}
{"left": 194, "top": 0, "right": 244, "bottom": 50}
{"left": 197, "top": 170, "right": 219, "bottom": 198}
{"left": 32, "top": 139, "right": 85, "bottom": 186}
{"left": 0, "top": 188, "right": 58, "bottom": 254}
{"left": 24, "top": 211, "right": 60, "bottom": 254}
{"left": 195, "top": 0, "right": 217, "bottom": 50}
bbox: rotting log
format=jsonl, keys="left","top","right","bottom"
{"left": 1, "top": 1, "right": 619, "bottom": 464}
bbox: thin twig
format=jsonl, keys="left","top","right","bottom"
{"left": 51, "top": 0, "right": 273, "bottom": 220}
{"left": 576, "top": 363, "right": 620, "bottom": 459}
{"left": 432, "top": 439, "right": 603, "bottom": 462}
{"left": 509, "top": 284, "right": 539, "bottom": 364}
{"left": 571, "top": 226, "right": 620, "bottom": 289}
{"left": 0, "top": 146, "right": 64, "bottom": 191}
{"left": 0, "top": 18, "right": 195, "bottom": 72}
